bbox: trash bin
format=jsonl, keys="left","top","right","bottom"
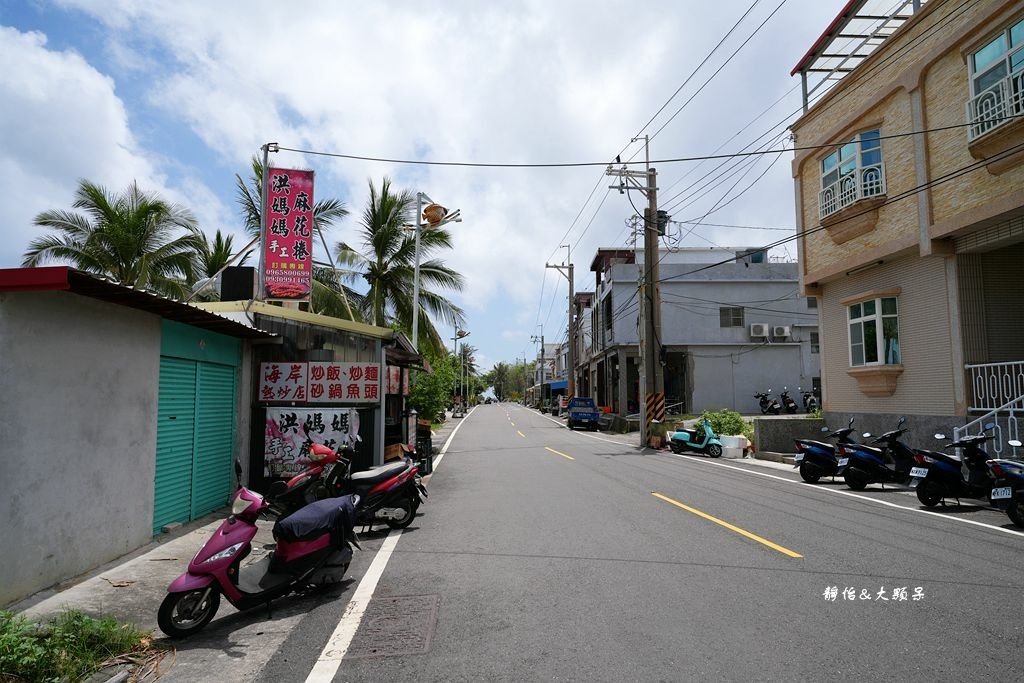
{"left": 416, "top": 420, "right": 434, "bottom": 474}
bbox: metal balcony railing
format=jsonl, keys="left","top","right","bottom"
{"left": 967, "top": 360, "right": 1024, "bottom": 412}
{"left": 966, "top": 67, "right": 1024, "bottom": 142}
{"left": 818, "top": 162, "right": 886, "bottom": 221}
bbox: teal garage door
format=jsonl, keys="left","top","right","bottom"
{"left": 154, "top": 321, "right": 241, "bottom": 535}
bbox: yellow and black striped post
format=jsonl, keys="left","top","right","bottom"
{"left": 646, "top": 392, "right": 666, "bottom": 427}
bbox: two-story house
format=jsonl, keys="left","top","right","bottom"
{"left": 791, "top": 0, "right": 1024, "bottom": 448}
{"left": 582, "top": 246, "right": 820, "bottom": 415}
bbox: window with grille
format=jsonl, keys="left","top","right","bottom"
{"left": 719, "top": 307, "right": 744, "bottom": 328}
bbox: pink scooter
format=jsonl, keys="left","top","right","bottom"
{"left": 158, "top": 488, "right": 359, "bottom": 638}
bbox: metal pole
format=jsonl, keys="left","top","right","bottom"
{"left": 257, "top": 143, "right": 272, "bottom": 300}
{"left": 412, "top": 192, "right": 423, "bottom": 350}
{"left": 567, "top": 246, "right": 575, "bottom": 399}
{"left": 649, "top": 166, "right": 664, "bottom": 400}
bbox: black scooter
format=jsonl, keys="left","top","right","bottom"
{"left": 987, "top": 439, "right": 1024, "bottom": 526}
{"left": 838, "top": 417, "right": 916, "bottom": 490}
{"left": 908, "top": 424, "right": 998, "bottom": 507}
{"left": 793, "top": 418, "right": 858, "bottom": 483}
{"left": 755, "top": 390, "right": 781, "bottom": 415}
{"left": 800, "top": 387, "right": 819, "bottom": 413}
{"left": 780, "top": 387, "right": 799, "bottom": 414}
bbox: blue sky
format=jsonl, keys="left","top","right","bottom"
{"left": 0, "top": 0, "right": 842, "bottom": 372}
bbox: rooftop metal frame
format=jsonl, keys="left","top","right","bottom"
{"left": 792, "top": 0, "right": 927, "bottom": 113}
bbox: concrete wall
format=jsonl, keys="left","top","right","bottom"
{"left": 689, "top": 344, "right": 810, "bottom": 415}
{"left": 0, "top": 291, "right": 160, "bottom": 606}
{"left": 753, "top": 417, "right": 826, "bottom": 454}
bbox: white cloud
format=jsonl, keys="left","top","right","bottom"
{"left": 11, "top": 1, "right": 842, "bottom": 365}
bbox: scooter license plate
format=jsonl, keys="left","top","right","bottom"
{"left": 909, "top": 467, "right": 929, "bottom": 478}
{"left": 991, "top": 486, "right": 1012, "bottom": 500}
{"left": 794, "top": 454, "right": 804, "bottom": 464}
{"left": 837, "top": 458, "right": 849, "bottom": 468}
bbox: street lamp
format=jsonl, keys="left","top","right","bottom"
{"left": 411, "top": 192, "right": 462, "bottom": 351}
{"left": 451, "top": 329, "right": 470, "bottom": 355}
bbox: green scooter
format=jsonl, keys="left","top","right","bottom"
{"left": 669, "top": 417, "right": 724, "bottom": 458}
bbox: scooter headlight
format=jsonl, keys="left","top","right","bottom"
{"left": 201, "top": 542, "right": 245, "bottom": 565}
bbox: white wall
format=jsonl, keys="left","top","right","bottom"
{"left": 0, "top": 291, "right": 161, "bottom": 605}
{"left": 689, "top": 344, "right": 808, "bottom": 415}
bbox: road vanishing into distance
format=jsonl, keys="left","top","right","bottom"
{"left": 168, "top": 404, "right": 1024, "bottom": 682}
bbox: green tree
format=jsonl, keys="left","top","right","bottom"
{"left": 187, "top": 229, "right": 252, "bottom": 301}
{"left": 335, "top": 178, "right": 465, "bottom": 355}
{"left": 23, "top": 180, "right": 201, "bottom": 299}
{"left": 407, "top": 350, "right": 456, "bottom": 423}
{"left": 234, "top": 156, "right": 360, "bottom": 318}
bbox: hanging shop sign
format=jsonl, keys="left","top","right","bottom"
{"left": 264, "top": 407, "right": 360, "bottom": 478}
{"left": 259, "top": 361, "right": 381, "bottom": 403}
{"left": 262, "top": 167, "right": 314, "bottom": 302}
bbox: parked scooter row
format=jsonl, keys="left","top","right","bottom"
{"left": 270, "top": 443, "right": 428, "bottom": 529}
{"left": 159, "top": 444, "right": 430, "bottom": 638}
{"left": 755, "top": 387, "right": 818, "bottom": 415}
{"left": 794, "top": 416, "right": 1024, "bottom": 528}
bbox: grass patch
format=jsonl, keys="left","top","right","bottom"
{"left": 0, "top": 610, "right": 166, "bottom": 683}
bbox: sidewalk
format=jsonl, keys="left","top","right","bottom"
{"left": 13, "top": 417, "right": 462, "bottom": 639}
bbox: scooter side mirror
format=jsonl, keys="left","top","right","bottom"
{"left": 768, "top": 389, "right": 773, "bottom": 393}
{"left": 848, "top": 417, "right": 855, "bottom": 427}
{"left": 862, "top": 432, "right": 872, "bottom": 438}
{"left": 897, "top": 416, "right": 906, "bottom": 427}
{"left": 984, "top": 422, "right": 996, "bottom": 430}
{"left": 1008, "top": 440, "right": 1023, "bottom": 448}
{"left": 821, "top": 427, "right": 830, "bottom": 433}
{"left": 934, "top": 433, "right": 946, "bottom": 440}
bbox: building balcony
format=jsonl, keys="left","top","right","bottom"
{"left": 818, "top": 163, "right": 886, "bottom": 243}
{"left": 967, "top": 67, "right": 1024, "bottom": 142}
{"left": 966, "top": 67, "right": 1024, "bottom": 175}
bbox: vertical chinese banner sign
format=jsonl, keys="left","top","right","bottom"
{"left": 263, "top": 167, "right": 314, "bottom": 301}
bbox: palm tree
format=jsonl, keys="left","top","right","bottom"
{"left": 335, "top": 178, "right": 466, "bottom": 355}
{"left": 23, "top": 180, "right": 201, "bottom": 299}
{"left": 234, "top": 156, "right": 360, "bottom": 318}
{"left": 187, "top": 229, "right": 252, "bottom": 301}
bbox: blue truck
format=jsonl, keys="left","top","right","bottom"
{"left": 566, "top": 397, "right": 600, "bottom": 431}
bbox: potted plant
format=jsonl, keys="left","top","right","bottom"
{"left": 648, "top": 421, "right": 669, "bottom": 448}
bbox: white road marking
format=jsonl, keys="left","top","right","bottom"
{"left": 305, "top": 407, "right": 471, "bottom": 680}
{"left": 305, "top": 530, "right": 403, "bottom": 682}
{"left": 659, "top": 451, "right": 1024, "bottom": 538}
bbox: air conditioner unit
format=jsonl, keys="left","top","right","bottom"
{"left": 750, "top": 323, "right": 769, "bottom": 338}
{"left": 773, "top": 325, "right": 791, "bottom": 338}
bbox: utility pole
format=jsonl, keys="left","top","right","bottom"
{"left": 545, "top": 244, "right": 575, "bottom": 399}
{"left": 530, "top": 332, "right": 544, "bottom": 407}
{"left": 607, "top": 137, "right": 667, "bottom": 447}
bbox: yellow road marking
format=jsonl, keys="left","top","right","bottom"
{"left": 517, "top": 430, "right": 525, "bottom": 438}
{"left": 651, "top": 492, "right": 802, "bottom": 558}
{"left": 545, "top": 447, "right": 574, "bottom": 460}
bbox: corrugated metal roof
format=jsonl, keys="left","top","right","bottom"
{"left": 0, "top": 266, "right": 275, "bottom": 340}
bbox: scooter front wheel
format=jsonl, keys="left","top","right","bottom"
{"left": 707, "top": 444, "right": 723, "bottom": 458}
{"left": 158, "top": 588, "right": 220, "bottom": 638}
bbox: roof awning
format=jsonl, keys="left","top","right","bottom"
{"left": 547, "top": 379, "right": 568, "bottom": 390}
{"left": 0, "top": 267, "right": 274, "bottom": 339}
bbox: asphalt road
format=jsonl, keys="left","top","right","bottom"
{"left": 251, "top": 404, "right": 1023, "bottom": 682}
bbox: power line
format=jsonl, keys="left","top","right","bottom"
{"left": 273, "top": 115, "right": 1023, "bottom": 170}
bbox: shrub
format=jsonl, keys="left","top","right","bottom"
{"left": 696, "top": 409, "right": 754, "bottom": 443}
{"left": 0, "top": 609, "right": 158, "bottom": 682}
